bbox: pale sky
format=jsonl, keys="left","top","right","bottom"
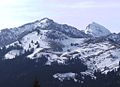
{"left": 0, "top": 0, "right": 120, "bottom": 33}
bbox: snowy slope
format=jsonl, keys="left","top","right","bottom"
{"left": 4, "top": 30, "right": 120, "bottom": 75}
{"left": 60, "top": 41, "right": 120, "bottom": 74}
{"left": 4, "top": 29, "right": 86, "bottom": 60}
{"left": 0, "top": 18, "right": 88, "bottom": 47}
{"left": 85, "top": 22, "right": 111, "bottom": 37}
{"left": 1, "top": 18, "right": 120, "bottom": 81}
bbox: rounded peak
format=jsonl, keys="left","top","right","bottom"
{"left": 91, "top": 21, "right": 98, "bottom": 24}
{"left": 89, "top": 22, "right": 103, "bottom": 26}
{"left": 85, "top": 22, "right": 111, "bottom": 37}
{"left": 92, "top": 21, "right": 98, "bottom": 24}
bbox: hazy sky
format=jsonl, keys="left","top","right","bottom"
{"left": 0, "top": 0, "right": 120, "bottom": 33}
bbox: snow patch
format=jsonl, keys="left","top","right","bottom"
{"left": 53, "top": 73, "right": 77, "bottom": 81}
{"left": 5, "top": 50, "right": 20, "bottom": 59}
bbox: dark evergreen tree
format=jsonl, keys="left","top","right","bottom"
{"left": 33, "top": 79, "right": 40, "bottom": 87}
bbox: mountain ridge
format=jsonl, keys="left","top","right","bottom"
{"left": 0, "top": 18, "right": 120, "bottom": 87}
{"left": 0, "top": 18, "right": 90, "bottom": 47}
{"left": 1, "top": 18, "right": 120, "bottom": 72}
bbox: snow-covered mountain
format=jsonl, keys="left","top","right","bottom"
{"left": 84, "top": 22, "right": 111, "bottom": 37}
{"left": 0, "top": 18, "right": 88, "bottom": 47}
{"left": 0, "top": 18, "right": 120, "bottom": 86}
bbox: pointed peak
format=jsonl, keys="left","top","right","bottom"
{"left": 34, "top": 18, "right": 54, "bottom": 28}
{"left": 40, "top": 17, "right": 54, "bottom": 23}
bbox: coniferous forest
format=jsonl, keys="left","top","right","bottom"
{"left": 0, "top": 46, "right": 120, "bottom": 87}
